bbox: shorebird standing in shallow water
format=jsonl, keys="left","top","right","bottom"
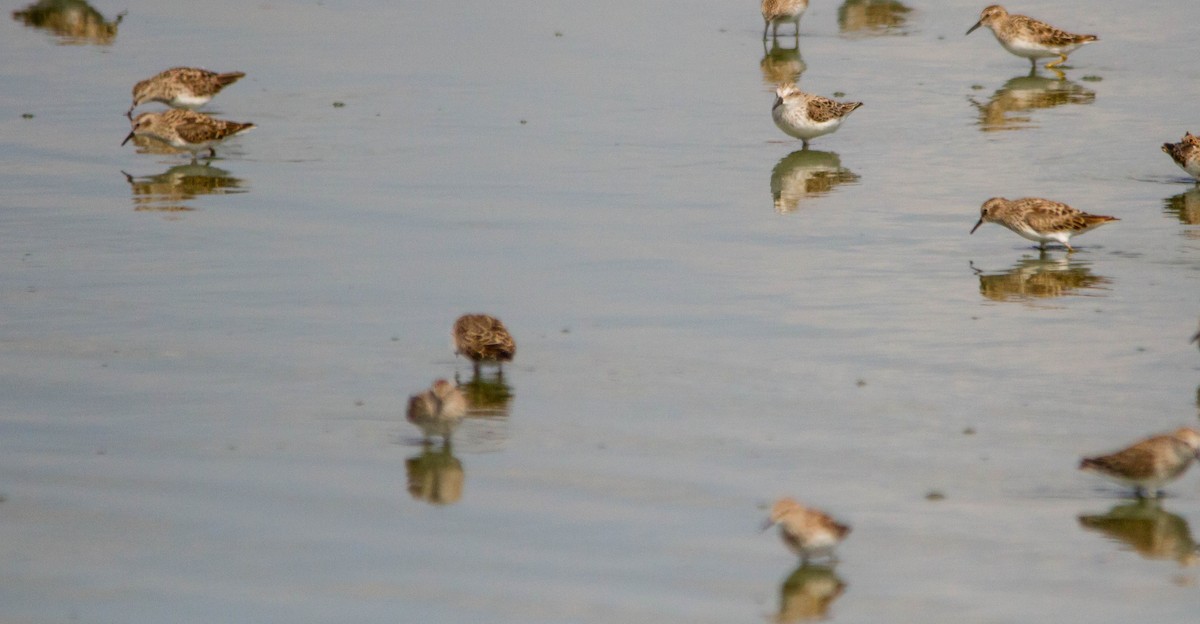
{"left": 966, "top": 5, "right": 1097, "bottom": 70}
{"left": 406, "top": 379, "right": 468, "bottom": 444}
{"left": 771, "top": 83, "right": 862, "bottom": 150}
{"left": 122, "top": 109, "right": 255, "bottom": 162}
{"left": 128, "top": 67, "right": 245, "bottom": 117}
{"left": 969, "top": 197, "right": 1117, "bottom": 251}
{"left": 762, "top": 0, "right": 808, "bottom": 41}
{"left": 761, "top": 498, "right": 851, "bottom": 563}
{"left": 1163, "top": 132, "right": 1200, "bottom": 182}
{"left": 453, "top": 314, "right": 516, "bottom": 374}
{"left": 1080, "top": 428, "right": 1200, "bottom": 498}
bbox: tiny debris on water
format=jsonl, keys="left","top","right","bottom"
{"left": 332, "top": 101, "right": 345, "bottom": 108}
{"left": 926, "top": 490, "right": 946, "bottom": 501}
{"left": 833, "top": 91, "right": 846, "bottom": 97}
{"left": 519, "top": 119, "right": 527, "bottom": 125}
{"left": 354, "top": 399, "right": 365, "bottom": 407}
{"left": 963, "top": 427, "right": 976, "bottom": 435}
{"left": 971, "top": 84, "right": 984, "bottom": 90}
{"left": 855, "top": 379, "right": 866, "bottom": 387}
{"left": 1081, "top": 75, "right": 1102, "bottom": 82}
{"left": 22, "top": 113, "right": 34, "bottom": 119}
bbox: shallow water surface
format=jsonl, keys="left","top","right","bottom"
{"left": 2, "top": 0, "right": 1200, "bottom": 621}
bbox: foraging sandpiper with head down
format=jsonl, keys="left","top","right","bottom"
{"left": 771, "top": 83, "right": 862, "bottom": 150}
{"left": 128, "top": 67, "right": 246, "bottom": 117}
{"left": 966, "top": 5, "right": 1097, "bottom": 69}
{"left": 1080, "top": 428, "right": 1200, "bottom": 498}
{"left": 122, "top": 109, "right": 255, "bottom": 161}
{"left": 970, "top": 197, "right": 1117, "bottom": 251}
{"left": 761, "top": 498, "right": 851, "bottom": 563}
{"left": 406, "top": 379, "right": 469, "bottom": 444}
{"left": 453, "top": 314, "right": 516, "bottom": 373}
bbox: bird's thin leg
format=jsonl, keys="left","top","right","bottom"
{"left": 1045, "top": 55, "right": 1067, "bottom": 69}
{"left": 763, "top": 20, "right": 770, "bottom": 41}
{"left": 801, "top": 139, "right": 810, "bottom": 150}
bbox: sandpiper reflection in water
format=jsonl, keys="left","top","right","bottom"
{"left": 1079, "top": 499, "right": 1199, "bottom": 567}
{"left": 1164, "top": 187, "right": 1200, "bottom": 227}
{"left": 455, "top": 368, "right": 514, "bottom": 418}
{"left": 970, "top": 69, "right": 1095, "bottom": 132}
{"left": 770, "top": 149, "right": 860, "bottom": 213}
{"left": 837, "top": 0, "right": 912, "bottom": 37}
{"left": 11, "top": 0, "right": 124, "bottom": 45}
{"left": 405, "top": 445, "right": 464, "bottom": 506}
{"left": 761, "top": 38, "right": 806, "bottom": 87}
{"left": 122, "top": 164, "right": 247, "bottom": 213}
{"left": 970, "top": 252, "right": 1111, "bottom": 304}
{"left": 772, "top": 563, "right": 847, "bottom": 623}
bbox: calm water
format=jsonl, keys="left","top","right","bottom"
{"left": 3, "top": 0, "right": 1200, "bottom": 621}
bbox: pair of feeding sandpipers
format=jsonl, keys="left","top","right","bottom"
{"left": 121, "top": 67, "right": 254, "bottom": 162}
{"left": 404, "top": 314, "right": 516, "bottom": 446}
{"left": 766, "top": 3, "right": 1200, "bottom": 253}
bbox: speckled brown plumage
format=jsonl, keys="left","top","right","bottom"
{"left": 1162, "top": 132, "right": 1200, "bottom": 181}
{"left": 122, "top": 109, "right": 255, "bottom": 160}
{"left": 969, "top": 197, "right": 1117, "bottom": 251}
{"left": 453, "top": 314, "right": 516, "bottom": 369}
{"left": 1080, "top": 428, "right": 1200, "bottom": 497}
{"left": 129, "top": 67, "right": 246, "bottom": 116}
{"left": 805, "top": 97, "right": 862, "bottom": 124}
{"left": 967, "top": 5, "right": 1097, "bottom": 69}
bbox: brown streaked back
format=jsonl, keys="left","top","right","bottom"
{"left": 453, "top": 314, "right": 516, "bottom": 363}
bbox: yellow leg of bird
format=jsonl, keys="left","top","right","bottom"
{"left": 1045, "top": 55, "right": 1067, "bottom": 69}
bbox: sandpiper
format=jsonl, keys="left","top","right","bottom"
{"left": 1080, "top": 428, "right": 1200, "bottom": 498}
{"left": 772, "top": 83, "right": 862, "bottom": 149}
{"left": 128, "top": 67, "right": 245, "bottom": 117}
{"left": 453, "top": 314, "right": 516, "bottom": 373}
{"left": 122, "top": 109, "right": 255, "bottom": 161}
{"left": 969, "top": 197, "right": 1117, "bottom": 251}
{"left": 966, "top": 5, "right": 1097, "bottom": 69}
{"left": 761, "top": 498, "right": 851, "bottom": 563}
{"left": 1162, "top": 132, "right": 1200, "bottom": 182}
{"left": 406, "top": 379, "right": 468, "bottom": 443}
{"left": 762, "top": 0, "right": 808, "bottom": 41}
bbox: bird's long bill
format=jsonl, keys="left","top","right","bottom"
{"left": 759, "top": 518, "right": 776, "bottom": 533}
{"left": 970, "top": 217, "right": 984, "bottom": 234}
{"left": 120, "top": 131, "right": 135, "bottom": 146}
{"left": 966, "top": 20, "right": 983, "bottom": 35}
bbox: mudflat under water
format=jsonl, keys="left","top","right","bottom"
{"left": 2, "top": 0, "right": 1200, "bottom": 621}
